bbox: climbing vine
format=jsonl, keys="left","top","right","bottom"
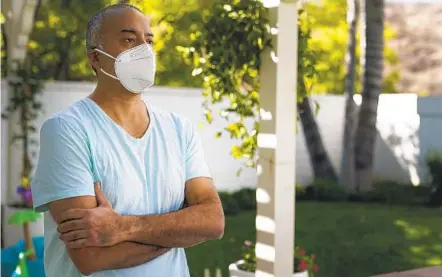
{"left": 180, "top": 0, "right": 316, "bottom": 169}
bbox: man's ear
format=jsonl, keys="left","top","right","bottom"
{"left": 87, "top": 51, "right": 100, "bottom": 73}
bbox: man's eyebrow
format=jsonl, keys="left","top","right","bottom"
{"left": 121, "top": 29, "right": 153, "bottom": 37}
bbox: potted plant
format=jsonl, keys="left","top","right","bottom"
{"left": 229, "top": 241, "right": 320, "bottom": 277}
{"left": 2, "top": 59, "right": 44, "bottom": 260}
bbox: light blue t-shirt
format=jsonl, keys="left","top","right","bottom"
{"left": 31, "top": 97, "right": 212, "bottom": 277}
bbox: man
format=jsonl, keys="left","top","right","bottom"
{"left": 30, "top": 3, "right": 224, "bottom": 277}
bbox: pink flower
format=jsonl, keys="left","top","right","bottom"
{"left": 244, "top": 240, "right": 253, "bottom": 247}
{"left": 299, "top": 260, "right": 307, "bottom": 271}
{"left": 311, "top": 254, "right": 316, "bottom": 260}
{"left": 298, "top": 249, "right": 306, "bottom": 256}
{"left": 313, "top": 264, "right": 319, "bottom": 272}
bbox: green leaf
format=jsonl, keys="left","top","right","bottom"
{"left": 8, "top": 210, "right": 43, "bottom": 225}
{"left": 313, "top": 100, "right": 320, "bottom": 116}
{"left": 204, "top": 110, "right": 213, "bottom": 124}
{"left": 231, "top": 145, "right": 244, "bottom": 159}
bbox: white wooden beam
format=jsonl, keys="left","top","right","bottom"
{"left": 256, "top": 1, "right": 298, "bottom": 276}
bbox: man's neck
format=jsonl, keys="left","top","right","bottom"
{"left": 89, "top": 82, "right": 147, "bottom": 127}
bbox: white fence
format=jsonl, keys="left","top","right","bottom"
{"left": 2, "top": 81, "right": 441, "bottom": 205}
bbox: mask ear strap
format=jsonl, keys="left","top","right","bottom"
{"left": 94, "top": 48, "right": 119, "bottom": 61}
{"left": 93, "top": 48, "right": 120, "bottom": 80}
{"left": 100, "top": 68, "right": 119, "bottom": 80}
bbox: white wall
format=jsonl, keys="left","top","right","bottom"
{"left": 295, "top": 93, "right": 421, "bottom": 186}
{"left": 417, "top": 96, "right": 442, "bottom": 183}
{"left": 1, "top": 81, "right": 432, "bottom": 206}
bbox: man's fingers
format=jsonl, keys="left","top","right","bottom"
{"left": 59, "top": 230, "right": 88, "bottom": 242}
{"left": 57, "top": 219, "right": 86, "bottom": 234}
{"left": 94, "top": 181, "right": 111, "bottom": 207}
{"left": 56, "top": 209, "right": 88, "bottom": 224}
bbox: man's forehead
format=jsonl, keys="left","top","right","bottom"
{"left": 101, "top": 8, "right": 151, "bottom": 32}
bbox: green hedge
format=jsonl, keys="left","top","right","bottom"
{"left": 218, "top": 188, "right": 256, "bottom": 216}
{"left": 218, "top": 181, "right": 433, "bottom": 216}
{"left": 426, "top": 151, "right": 442, "bottom": 207}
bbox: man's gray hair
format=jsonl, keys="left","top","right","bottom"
{"left": 85, "top": 3, "right": 143, "bottom": 51}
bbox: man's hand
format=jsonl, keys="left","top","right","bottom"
{"left": 56, "top": 182, "right": 122, "bottom": 248}
{"left": 48, "top": 192, "right": 171, "bottom": 275}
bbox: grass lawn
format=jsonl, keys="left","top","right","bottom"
{"left": 185, "top": 202, "right": 442, "bottom": 277}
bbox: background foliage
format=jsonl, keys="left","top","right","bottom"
{"left": 1, "top": 0, "right": 399, "bottom": 91}
{"left": 304, "top": 0, "right": 400, "bottom": 94}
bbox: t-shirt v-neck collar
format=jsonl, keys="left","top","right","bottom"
{"left": 83, "top": 97, "right": 154, "bottom": 144}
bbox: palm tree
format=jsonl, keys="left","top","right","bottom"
{"left": 340, "top": 0, "right": 359, "bottom": 192}
{"left": 298, "top": 96, "right": 338, "bottom": 181}
{"left": 354, "top": 0, "right": 384, "bottom": 191}
{"left": 298, "top": 9, "right": 338, "bottom": 182}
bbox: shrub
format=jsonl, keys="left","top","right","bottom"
{"left": 295, "top": 184, "right": 308, "bottom": 200}
{"left": 231, "top": 188, "right": 256, "bottom": 211}
{"left": 426, "top": 151, "right": 442, "bottom": 207}
{"left": 356, "top": 181, "right": 431, "bottom": 206}
{"left": 218, "top": 191, "right": 241, "bottom": 216}
{"left": 305, "top": 179, "right": 347, "bottom": 201}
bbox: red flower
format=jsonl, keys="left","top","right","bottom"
{"left": 244, "top": 240, "right": 252, "bottom": 247}
{"left": 313, "top": 264, "right": 319, "bottom": 272}
{"left": 298, "top": 249, "right": 306, "bottom": 256}
{"left": 299, "top": 260, "right": 307, "bottom": 271}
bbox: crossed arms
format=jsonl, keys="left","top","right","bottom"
{"left": 49, "top": 177, "right": 224, "bottom": 276}
{"left": 34, "top": 117, "right": 224, "bottom": 275}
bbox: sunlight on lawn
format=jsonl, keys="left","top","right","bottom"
{"left": 394, "top": 219, "right": 431, "bottom": 239}
{"left": 394, "top": 219, "right": 442, "bottom": 266}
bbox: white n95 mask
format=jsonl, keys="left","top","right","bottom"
{"left": 94, "top": 43, "right": 156, "bottom": 94}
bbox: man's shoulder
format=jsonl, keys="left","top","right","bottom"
{"left": 149, "top": 104, "right": 194, "bottom": 133}
{"left": 40, "top": 99, "right": 90, "bottom": 138}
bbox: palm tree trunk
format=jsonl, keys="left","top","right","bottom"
{"left": 354, "top": 0, "right": 384, "bottom": 192}
{"left": 359, "top": 0, "right": 366, "bottom": 86}
{"left": 340, "top": 0, "right": 359, "bottom": 192}
{"left": 298, "top": 95, "right": 338, "bottom": 181}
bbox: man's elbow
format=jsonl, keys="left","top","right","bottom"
{"left": 73, "top": 259, "right": 94, "bottom": 276}
{"left": 68, "top": 249, "right": 99, "bottom": 276}
{"left": 78, "top": 265, "right": 94, "bottom": 277}
{"left": 213, "top": 224, "right": 224, "bottom": 240}
{"left": 211, "top": 213, "right": 225, "bottom": 240}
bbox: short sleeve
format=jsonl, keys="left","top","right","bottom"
{"left": 31, "top": 117, "right": 95, "bottom": 213}
{"left": 185, "top": 122, "right": 212, "bottom": 181}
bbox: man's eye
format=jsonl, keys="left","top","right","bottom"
{"left": 124, "top": 38, "right": 135, "bottom": 43}
{"left": 148, "top": 41, "right": 154, "bottom": 46}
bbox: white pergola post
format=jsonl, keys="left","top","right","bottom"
{"left": 256, "top": 1, "right": 298, "bottom": 276}
{"left": 1, "top": 0, "right": 39, "bottom": 203}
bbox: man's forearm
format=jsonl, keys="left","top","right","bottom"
{"left": 70, "top": 241, "right": 169, "bottom": 275}
{"left": 119, "top": 203, "right": 224, "bottom": 248}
